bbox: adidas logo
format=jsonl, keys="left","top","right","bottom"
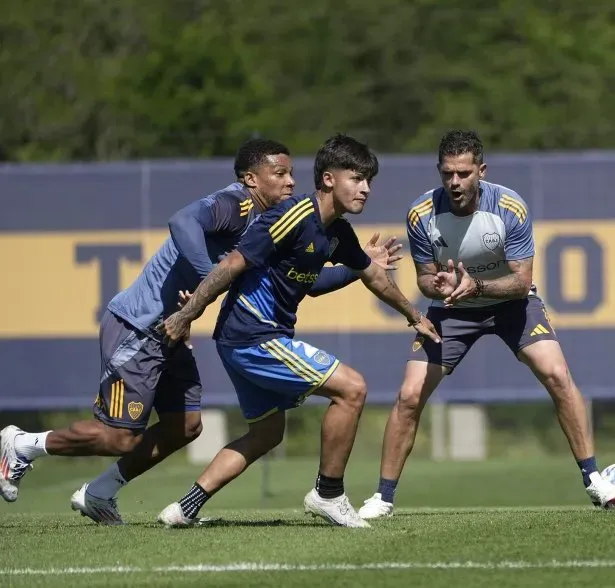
{"left": 530, "top": 324, "right": 550, "bottom": 336}
{"left": 433, "top": 236, "right": 448, "bottom": 248}
{"left": 305, "top": 242, "right": 315, "bottom": 253}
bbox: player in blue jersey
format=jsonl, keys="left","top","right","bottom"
{"left": 0, "top": 139, "right": 401, "bottom": 524}
{"left": 358, "top": 130, "right": 615, "bottom": 519}
{"left": 156, "top": 134, "right": 441, "bottom": 528}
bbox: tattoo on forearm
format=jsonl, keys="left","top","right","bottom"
{"left": 180, "top": 264, "right": 235, "bottom": 321}
{"left": 367, "top": 270, "right": 415, "bottom": 318}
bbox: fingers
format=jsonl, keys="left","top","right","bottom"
{"left": 367, "top": 232, "right": 380, "bottom": 247}
{"left": 457, "top": 261, "right": 468, "bottom": 275}
{"left": 447, "top": 259, "right": 455, "bottom": 272}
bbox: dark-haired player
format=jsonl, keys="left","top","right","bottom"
{"left": 156, "top": 134, "right": 440, "bottom": 528}
{"left": 359, "top": 130, "right": 615, "bottom": 519}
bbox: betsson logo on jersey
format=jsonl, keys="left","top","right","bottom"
{"left": 286, "top": 267, "right": 320, "bottom": 284}
{"left": 437, "top": 259, "right": 507, "bottom": 273}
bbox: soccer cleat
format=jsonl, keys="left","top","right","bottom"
{"left": 70, "top": 483, "right": 124, "bottom": 525}
{"left": 303, "top": 488, "right": 371, "bottom": 528}
{"left": 358, "top": 492, "right": 394, "bottom": 519}
{"left": 0, "top": 425, "right": 34, "bottom": 502}
{"left": 157, "top": 502, "right": 197, "bottom": 528}
{"left": 586, "top": 471, "right": 615, "bottom": 509}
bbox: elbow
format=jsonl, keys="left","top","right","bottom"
{"left": 168, "top": 212, "right": 184, "bottom": 235}
{"left": 518, "top": 276, "right": 533, "bottom": 298}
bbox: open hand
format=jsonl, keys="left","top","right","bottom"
{"left": 364, "top": 232, "right": 403, "bottom": 271}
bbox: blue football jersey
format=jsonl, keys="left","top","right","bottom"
{"left": 214, "top": 193, "right": 371, "bottom": 346}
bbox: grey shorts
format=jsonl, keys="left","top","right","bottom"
{"left": 93, "top": 310, "right": 202, "bottom": 430}
{"left": 410, "top": 297, "right": 557, "bottom": 373}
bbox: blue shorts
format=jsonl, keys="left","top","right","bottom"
{"left": 216, "top": 337, "right": 340, "bottom": 423}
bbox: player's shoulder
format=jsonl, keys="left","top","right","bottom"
{"left": 266, "top": 193, "right": 316, "bottom": 243}
{"left": 407, "top": 188, "right": 443, "bottom": 227}
{"left": 480, "top": 181, "right": 529, "bottom": 225}
{"left": 201, "top": 182, "right": 253, "bottom": 212}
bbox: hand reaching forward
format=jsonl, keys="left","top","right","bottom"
{"left": 363, "top": 232, "right": 403, "bottom": 271}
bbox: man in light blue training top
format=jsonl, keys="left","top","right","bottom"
{"left": 0, "top": 139, "right": 398, "bottom": 524}
{"left": 359, "top": 129, "right": 615, "bottom": 519}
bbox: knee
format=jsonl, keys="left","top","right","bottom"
{"left": 249, "top": 414, "right": 286, "bottom": 454}
{"left": 396, "top": 382, "right": 424, "bottom": 420}
{"left": 341, "top": 371, "right": 367, "bottom": 412}
{"left": 184, "top": 412, "right": 203, "bottom": 442}
{"left": 106, "top": 428, "right": 142, "bottom": 455}
{"left": 540, "top": 361, "right": 572, "bottom": 394}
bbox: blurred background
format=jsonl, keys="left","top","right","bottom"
{"left": 2, "top": 0, "right": 615, "bottom": 471}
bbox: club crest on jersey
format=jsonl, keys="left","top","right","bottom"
{"left": 482, "top": 232, "right": 502, "bottom": 252}
{"left": 313, "top": 350, "right": 333, "bottom": 366}
{"left": 328, "top": 237, "right": 339, "bottom": 257}
{"left": 128, "top": 401, "right": 144, "bottom": 421}
{"left": 412, "top": 336, "right": 424, "bottom": 352}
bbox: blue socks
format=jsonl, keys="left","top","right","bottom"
{"left": 378, "top": 477, "right": 398, "bottom": 504}
{"left": 577, "top": 456, "right": 598, "bottom": 488}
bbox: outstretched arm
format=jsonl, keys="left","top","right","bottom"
{"left": 308, "top": 233, "right": 403, "bottom": 297}
{"left": 358, "top": 261, "right": 441, "bottom": 343}
{"left": 158, "top": 249, "right": 248, "bottom": 345}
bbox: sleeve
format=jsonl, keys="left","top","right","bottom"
{"left": 308, "top": 265, "right": 358, "bottom": 297}
{"left": 406, "top": 203, "right": 434, "bottom": 263}
{"left": 500, "top": 193, "right": 535, "bottom": 260}
{"left": 168, "top": 199, "right": 222, "bottom": 278}
{"left": 329, "top": 220, "right": 371, "bottom": 271}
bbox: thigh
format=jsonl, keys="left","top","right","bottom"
{"left": 95, "top": 312, "right": 163, "bottom": 430}
{"left": 494, "top": 297, "right": 558, "bottom": 357}
{"left": 410, "top": 307, "right": 485, "bottom": 374}
{"left": 217, "top": 338, "right": 339, "bottom": 421}
{"left": 154, "top": 344, "right": 203, "bottom": 416}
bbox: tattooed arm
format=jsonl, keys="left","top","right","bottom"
{"left": 158, "top": 249, "right": 248, "bottom": 345}
{"left": 444, "top": 257, "right": 533, "bottom": 306}
{"left": 358, "top": 261, "right": 441, "bottom": 343}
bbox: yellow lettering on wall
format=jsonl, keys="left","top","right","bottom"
{"left": 0, "top": 221, "right": 614, "bottom": 338}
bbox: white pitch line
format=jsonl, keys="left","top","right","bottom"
{"left": 2, "top": 561, "right": 615, "bottom": 576}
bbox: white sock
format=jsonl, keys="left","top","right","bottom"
{"left": 14, "top": 431, "right": 50, "bottom": 460}
{"left": 87, "top": 463, "right": 128, "bottom": 499}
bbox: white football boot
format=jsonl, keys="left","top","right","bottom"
{"left": 586, "top": 472, "right": 615, "bottom": 509}
{"left": 0, "top": 426, "right": 34, "bottom": 502}
{"left": 303, "top": 488, "right": 371, "bottom": 528}
{"left": 358, "top": 492, "right": 394, "bottom": 519}
{"left": 70, "top": 483, "right": 124, "bottom": 525}
{"left": 157, "top": 502, "right": 196, "bottom": 528}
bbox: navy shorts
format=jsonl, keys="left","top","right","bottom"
{"left": 216, "top": 337, "right": 340, "bottom": 423}
{"left": 410, "top": 296, "right": 558, "bottom": 373}
{"left": 93, "top": 310, "right": 202, "bottom": 430}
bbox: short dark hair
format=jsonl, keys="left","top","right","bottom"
{"left": 313, "top": 134, "right": 379, "bottom": 190}
{"left": 234, "top": 138, "right": 290, "bottom": 179}
{"left": 438, "top": 130, "right": 484, "bottom": 164}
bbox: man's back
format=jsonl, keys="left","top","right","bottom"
{"left": 108, "top": 183, "right": 256, "bottom": 335}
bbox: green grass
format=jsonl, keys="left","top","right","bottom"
{"left": 2, "top": 455, "right": 615, "bottom": 587}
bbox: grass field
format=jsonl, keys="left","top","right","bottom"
{"left": 2, "top": 454, "right": 615, "bottom": 587}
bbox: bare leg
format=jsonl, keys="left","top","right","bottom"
{"left": 380, "top": 361, "right": 447, "bottom": 481}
